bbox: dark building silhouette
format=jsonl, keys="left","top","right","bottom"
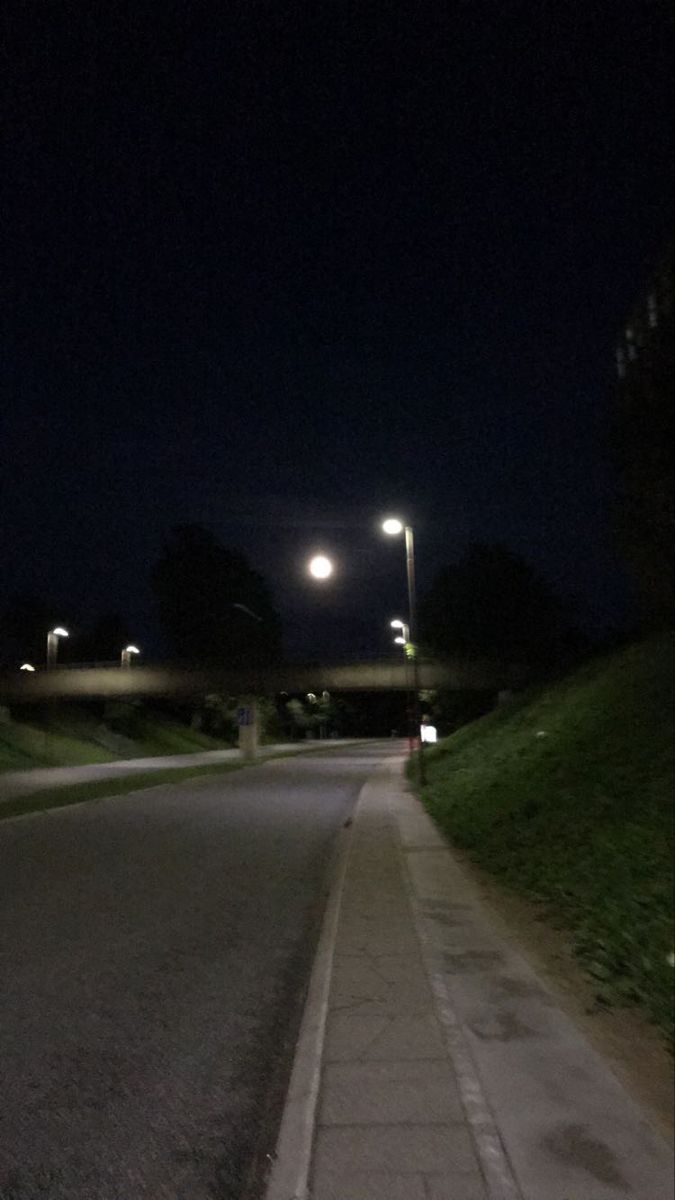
{"left": 613, "top": 243, "right": 674, "bottom": 627}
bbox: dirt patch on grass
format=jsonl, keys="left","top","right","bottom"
{"left": 454, "top": 846, "right": 674, "bottom": 1142}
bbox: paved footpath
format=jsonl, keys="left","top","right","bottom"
{"left": 0, "top": 739, "right": 360, "bottom": 804}
{"left": 266, "top": 757, "right": 674, "bottom": 1200}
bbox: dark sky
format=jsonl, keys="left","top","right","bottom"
{"left": 3, "top": 1, "right": 674, "bottom": 661}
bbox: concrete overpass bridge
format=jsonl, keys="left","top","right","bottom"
{"left": 0, "top": 658, "right": 528, "bottom": 703}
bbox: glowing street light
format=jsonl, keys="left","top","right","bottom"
{"left": 390, "top": 618, "right": 410, "bottom": 645}
{"left": 20, "top": 663, "right": 36, "bottom": 672}
{"left": 47, "top": 626, "right": 69, "bottom": 668}
{"left": 121, "top": 644, "right": 141, "bottom": 669}
{"left": 308, "top": 554, "right": 334, "bottom": 580}
{"left": 382, "top": 516, "right": 426, "bottom": 783}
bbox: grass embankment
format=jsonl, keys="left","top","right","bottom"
{"left": 0, "top": 711, "right": 229, "bottom": 772}
{"left": 413, "top": 634, "right": 674, "bottom": 1042}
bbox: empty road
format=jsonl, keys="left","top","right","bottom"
{"left": 0, "top": 741, "right": 399, "bottom": 1200}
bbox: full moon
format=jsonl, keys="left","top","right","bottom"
{"left": 308, "top": 554, "right": 334, "bottom": 580}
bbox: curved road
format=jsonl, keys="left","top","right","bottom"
{"left": 0, "top": 741, "right": 399, "bottom": 1200}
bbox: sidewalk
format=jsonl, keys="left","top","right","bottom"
{"left": 266, "top": 757, "right": 674, "bottom": 1200}
{"left": 0, "top": 739, "right": 361, "bottom": 805}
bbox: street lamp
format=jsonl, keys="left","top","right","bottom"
{"left": 121, "top": 644, "right": 140, "bottom": 669}
{"left": 382, "top": 517, "right": 426, "bottom": 784}
{"left": 46, "top": 627, "right": 69, "bottom": 668}
{"left": 20, "top": 663, "right": 36, "bottom": 672}
{"left": 390, "top": 618, "right": 410, "bottom": 645}
{"left": 390, "top": 618, "right": 413, "bottom": 748}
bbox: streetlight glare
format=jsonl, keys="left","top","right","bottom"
{"left": 51, "top": 627, "right": 69, "bottom": 638}
{"left": 125, "top": 645, "right": 140, "bottom": 655}
{"left": 394, "top": 636, "right": 406, "bottom": 645}
{"left": 390, "top": 619, "right": 405, "bottom": 629}
{"left": 20, "top": 663, "right": 36, "bottom": 672}
{"left": 382, "top": 517, "right": 404, "bottom": 536}
{"left": 308, "top": 554, "right": 333, "bottom": 580}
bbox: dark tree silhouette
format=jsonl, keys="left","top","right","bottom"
{"left": 74, "top": 612, "right": 134, "bottom": 663}
{"left": 151, "top": 524, "right": 283, "bottom": 666}
{"left": 419, "top": 542, "right": 573, "bottom": 670}
{"left": 1, "top": 593, "right": 70, "bottom": 667}
{"left": 610, "top": 244, "right": 674, "bottom": 630}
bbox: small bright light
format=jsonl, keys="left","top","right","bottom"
{"left": 309, "top": 555, "right": 333, "bottom": 580}
{"left": 394, "top": 636, "right": 406, "bottom": 645}
{"left": 20, "top": 663, "right": 36, "bottom": 672}
{"left": 421, "top": 725, "right": 438, "bottom": 744}
{"left": 125, "top": 645, "right": 140, "bottom": 655}
{"left": 51, "top": 627, "right": 69, "bottom": 638}
{"left": 390, "top": 619, "right": 404, "bottom": 629}
{"left": 382, "top": 518, "right": 404, "bottom": 536}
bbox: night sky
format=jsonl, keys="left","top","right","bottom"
{"left": 4, "top": 2, "right": 674, "bottom": 661}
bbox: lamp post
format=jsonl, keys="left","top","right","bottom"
{"left": 390, "top": 619, "right": 413, "bottom": 750}
{"left": 390, "top": 617, "right": 410, "bottom": 645}
{"left": 382, "top": 519, "right": 426, "bottom": 784}
{"left": 46, "top": 627, "right": 69, "bottom": 668}
{"left": 121, "top": 644, "right": 140, "bottom": 669}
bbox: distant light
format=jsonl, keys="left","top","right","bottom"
{"left": 308, "top": 555, "right": 333, "bottom": 580}
{"left": 421, "top": 725, "right": 437, "bottom": 744}
{"left": 125, "top": 645, "right": 140, "bottom": 655}
{"left": 51, "top": 627, "right": 69, "bottom": 638}
{"left": 390, "top": 619, "right": 405, "bottom": 629}
{"left": 382, "top": 518, "right": 404, "bottom": 536}
{"left": 20, "top": 663, "right": 36, "bottom": 672}
{"left": 394, "top": 636, "right": 406, "bottom": 645}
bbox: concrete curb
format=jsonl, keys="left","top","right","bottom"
{"left": 262, "top": 775, "right": 364, "bottom": 1200}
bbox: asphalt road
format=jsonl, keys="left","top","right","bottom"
{"left": 0, "top": 741, "right": 399, "bottom": 1200}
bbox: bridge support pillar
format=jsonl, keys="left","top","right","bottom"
{"left": 237, "top": 700, "right": 259, "bottom": 760}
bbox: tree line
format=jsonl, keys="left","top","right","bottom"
{"left": 2, "top": 522, "right": 591, "bottom": 674}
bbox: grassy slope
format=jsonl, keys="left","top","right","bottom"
{"left": 0, "top": 711, "right": 230, "bottom": 771}
{"left": 0, "top": 721, "right": 112, "bottom": 769}
{"left": 415, "top": 634, "right": 674, "bottom": 1040}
